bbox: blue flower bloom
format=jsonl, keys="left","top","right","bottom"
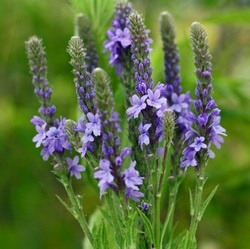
{"left": 138, "top": 123, "right": 151, "bottom": 149}
{"left": 125, "top": 188, "right": 144, "bottom": 202}
{"left": 126, "top": 94, "right": 148, "bottom": 119}
{"left": 122, "top": 161, "right": 144, "bottom": 202}
{"left": 32, "top": 123, "right": 47, "bottom": 148}
{"left": 122, "top": 161, "right": 144, "bottom": 190}
{"left": 67, "top": 156, "right": 85, "bottom": 179}
{"left": 190, "top": 136, "right": 207, "bottom": 151}
{"left": 94, "top": 159, "right": 114, "bottom": 197}
{"left": 170, "top": 93, "right": 189, "bottom": 113}
{"left": 43, "top": 126, "right": 71, "bottom": 154}
{"left": 85, "top": 112, "right": 101, "bottom": 137}
{"left": 147, "top": 89, "right": 167, "bottom": 109}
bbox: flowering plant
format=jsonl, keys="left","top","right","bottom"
{"left": 25, "top": 1, "right": 226, "bottom": 248}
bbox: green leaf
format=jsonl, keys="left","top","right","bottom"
{"left": 199, "top": 185, "right": 219, "bottom": 221}
{"left": 160, "top": 204, "right": 173, "bottom": 248}
{"left": 98, "top": 220, "right": 110, "bottom": 249}
{"left": 137, "top": 208, "right": 155, "bottom": 245}
{"left": 124, "top": 211, "right": 138, "bottom": 248}
{"left": 176, "top": 231, "right": 196, "bottom": 249}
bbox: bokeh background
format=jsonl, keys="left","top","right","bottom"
{"left": 0, "top": 0, "right": 250, "bottom": 248}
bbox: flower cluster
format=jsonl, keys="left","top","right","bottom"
{"left": 31, "top": 116, "right": 71, "bottom": 160}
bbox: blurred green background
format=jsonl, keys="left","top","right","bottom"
{"left": 0, "top": 0, "right": 250, "bottom": 248}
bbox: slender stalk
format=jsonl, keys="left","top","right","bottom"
{"left": 62, "top": 177, "right": 94, "bottom": 247}
{"left": 189, "top": 160, "right": 207, "bottom": 245}
{"left": 152, "top": 159, "right": 161, "bottom": 249}
{"left": 164, "top": 177, "right": 181, "bottom": 247}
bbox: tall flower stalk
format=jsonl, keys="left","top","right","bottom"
{"left": 182, "top": 22, "right": 226, "bottom": 247}
{"left": 159, "top": 11, "right": 192, "bottom": 246}
{"left": 26, "top": 36, "right": 94, "bottom": 247}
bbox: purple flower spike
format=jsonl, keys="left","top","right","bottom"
{"left": 126, "top": 94, "right": 148, "bottom": 119}
{"left": 67, "top": 156, "right": 85, "bottom": 179}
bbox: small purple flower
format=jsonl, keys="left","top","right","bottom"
{"left": 77, "top": 144, "right": 88, "bottom": 157}
{"left": 170, "top": 93, "right": 189, "bottom": 113}
{"left": 138, "top": 123, "right": 152, "bottom": 149}
{"left": 197, "top": 113, "right": 208, "bottom": 126}
{"left": 147, "top": 89, "right": 167, "bottom": 109}
{"left": 41, "top": 146, "right": 50, "bottom": 161}
{"left": 126, "top": 94, "right": 148, "bottom": 119}
{"left": 32, "top": 123, "right": 47, "bottom": 148}
{"left": 125, "top": 188, "right": 144, "bottom": 202}
{"left": 141, "top": 201, "right": 151, "bottom": 212}
{"left": 94, "top": 159, "right": 114, "bottom": 197}
{"left": 116, "top": 28, "right": 131, "bottom": 48}
{"left": 190, "top": 136, "right": 207, "bottom": 151}
{"left": 67, "top": 156, "right": 85, "bottom": 179}
{"left": 86, "top": 112, "right": 101, "bottom": 136}
{"left": 122, "top": 161, "right": 144, "bottom": 191}
{"left": 31, "top": 116, "right": 45, "bottom": 126}
{"left": 180, "top": 157, "right": 197, "bottom": 168}
{"left": 82, "top": 128, "right": 95, "bottom": 143}
{"left": 43, "top": 127, "right": 71, "bottom": 154}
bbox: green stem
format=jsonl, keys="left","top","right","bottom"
{"left": 189, "top": 162, "right": 207, "bottom": 246}
{"left": 153, "top": 163, "right": 161, "bottom": 249}
{"left": 62, "top": 178, "right": 94, "bottom": 247}
{"left": 165, "top": 178, "right": 179, "bottom": 241}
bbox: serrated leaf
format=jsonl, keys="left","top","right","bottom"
{"left": 137, "top": 208, "right": 155, "bottom": 245}
{"left": 199, "top": 185, "right": 219, "bottom": 220}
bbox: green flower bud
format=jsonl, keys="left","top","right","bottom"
{"left": 65, "top": 119, "right": 81, "bottom": 150}
{"left": 92, "top": 68, "right": 114, "bottom": 119}
{"left": 190, "top": 22, "right": 212, "bottom": 85}
{"left": 163, "top": 110, "right": 175, "bottom": 145}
